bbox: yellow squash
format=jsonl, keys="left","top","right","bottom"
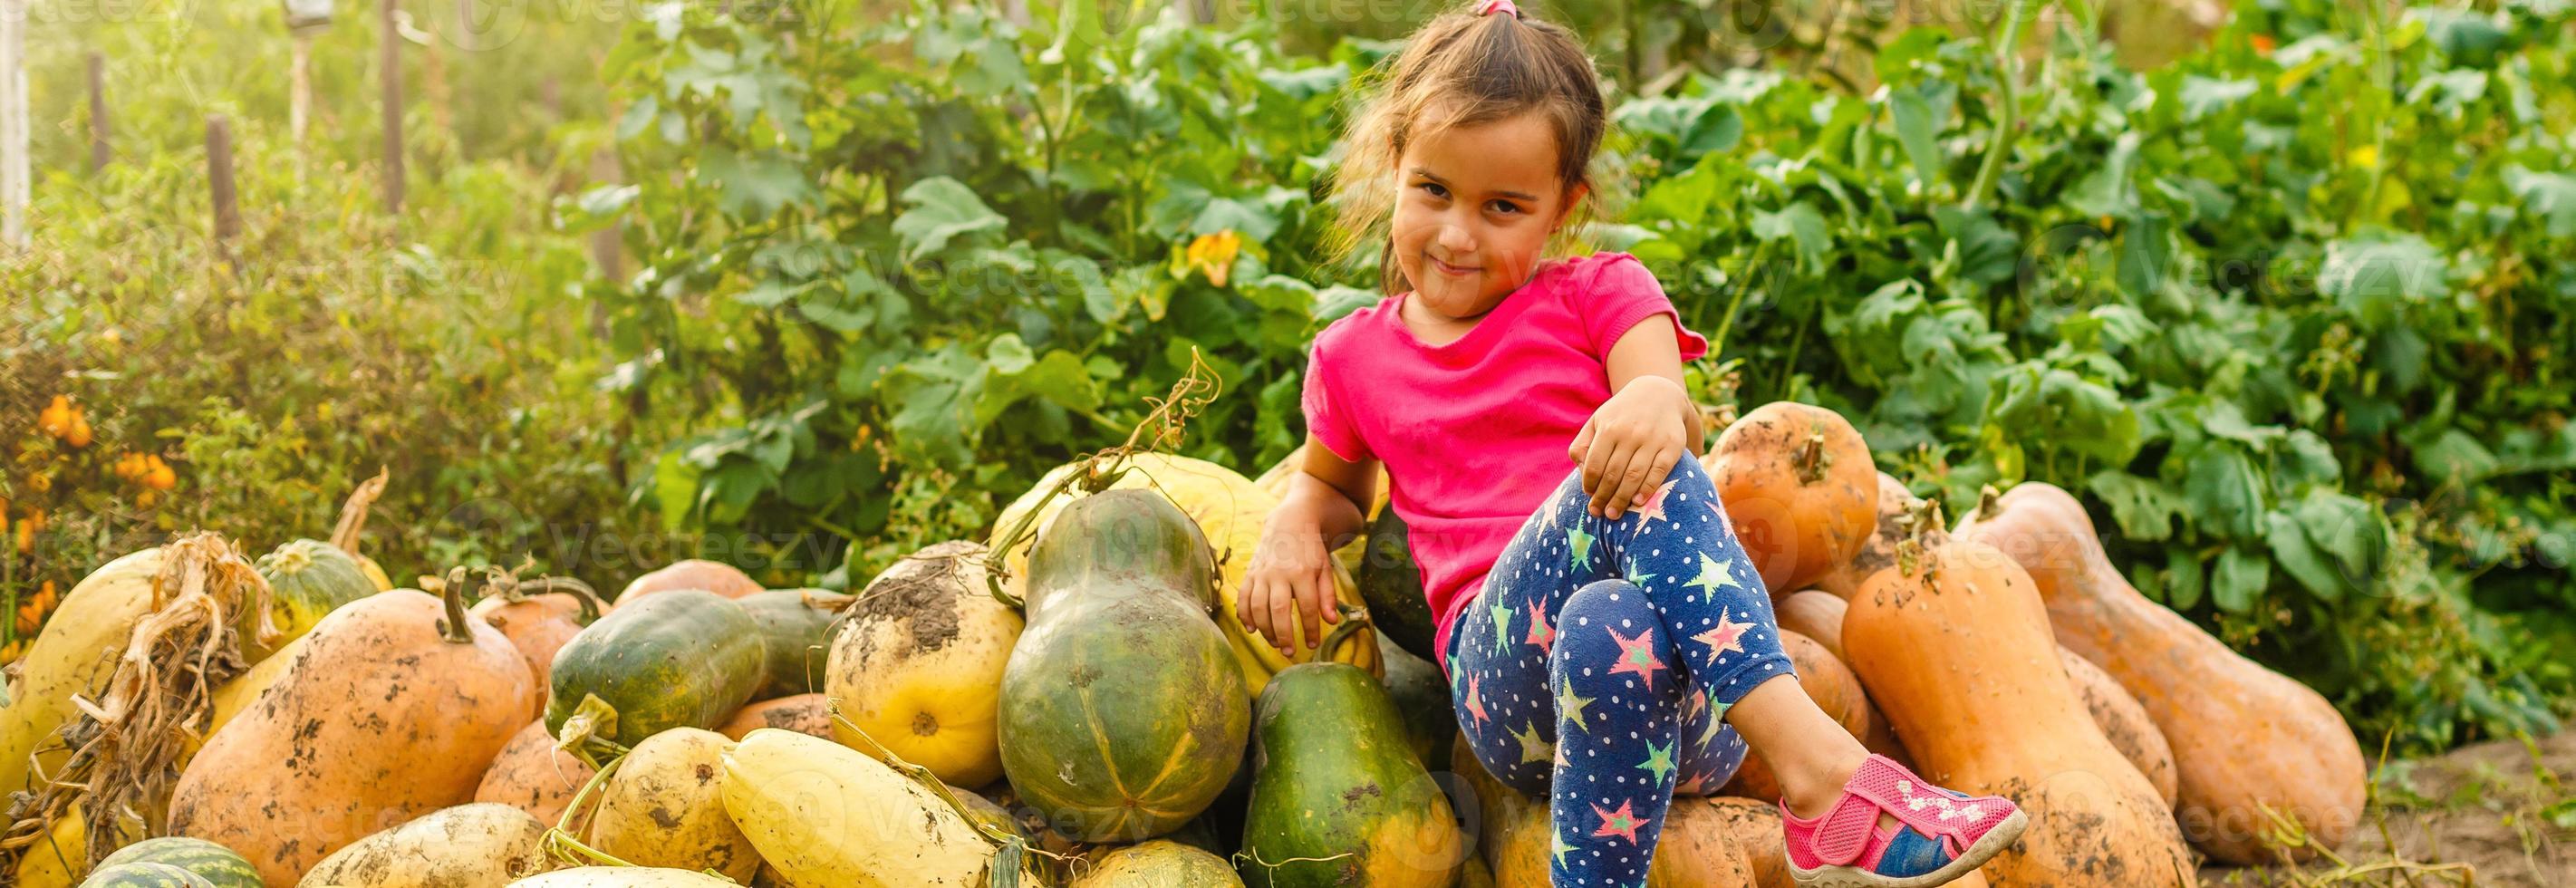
{"left": 298, "top": 803, "right": 555, "bottom": 887}
{"left": 720, "top": 729, "right": 1028, "bottom": 888}
{"left": 0, "top": 548, "right": 163, "bottom": 799}
{"left": 589, "top": 729, "right": 761, "bottom": 882}
{"left": 828, "top": 541, "right": 1022, "bottom": 787}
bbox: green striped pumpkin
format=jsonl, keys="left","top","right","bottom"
{"left": 92, "top": 838, "right": 260, "bottom": 888}
{"left": 250, "top": 539, "right": 378, "bottom": 661}
{"left": 74, "top": 862, "right": 214, "bottom": 888}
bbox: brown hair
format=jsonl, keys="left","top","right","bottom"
{"left": 1323, "top": 1, "right": 1616, "bottom": 295}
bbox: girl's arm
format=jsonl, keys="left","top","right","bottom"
{"left": 1570, "top": 316, "right": 1705, "bottom": 519}
{"left": 1238, "top": 436, "right": 1378, "bottom": 654}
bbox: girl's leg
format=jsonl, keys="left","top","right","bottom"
{"left": 1559, "top": 458, "right": 2025, "bottom": 886}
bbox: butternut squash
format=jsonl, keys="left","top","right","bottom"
{"left": 169, "top": 579, "right": 538, "bottom": 886}
{"left": 2058, "top": 648, "right": 2178, "bottom": 811}
{"left": 1814, "top": 473, "right": 1920, "bottom": 600}
{"left": 1845, "top": 528, "right": 2192, "bottom": 886}
{"left": 1720, "top": 629, "right": 1886, "bottom": 800}
{"left": 1702, "top": 402, "right": 1878, "bottom": 594}
{"left": 1954, "top": 482, "right": 2365, "bottom": 864}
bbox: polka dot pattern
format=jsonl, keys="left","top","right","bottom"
{"left": 1445, "top": 458, "right": 1795, "bottom": 886}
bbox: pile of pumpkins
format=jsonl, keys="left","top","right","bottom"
{"left": 0, "top": 400, "right": 2367, "bottom": 887}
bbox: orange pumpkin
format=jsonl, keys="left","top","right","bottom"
{"left": 716, "top": 693, "right": 833, "bottom": 741}
{"left": 169, "top": 581, "right": 538, "bottom": 885}
{"left": 1954, "top": 482, "right": 2364, "bottom": 864}
{"left": 1814, "top": 473, "right": 1921, "bottom": 600}
{"left": 2057, "top": 648, "right": 2178, "bottom": 810}
{"left": 1703, "top": 402, "right": 1878, "bottom": 594}
{"left": 474, "top": 718, "right": 598, "bottom": 826}
{"left": 1720, "top": 630, "right": 1896, "bottom": 800}
{"left": 1844, "top": 528, "right": 2193, "bottom": 887}
{"left": 1774, "top": 591, "right": 1850, "bottom": 661}
{"left": 1485, "top": 796, "right": 1769, "bottom": 887}
{"left": 619, "top": 559, "right": 762, "bottom": 603}
{"left": 469, "top": 574, "right": 608, "bottom": 690}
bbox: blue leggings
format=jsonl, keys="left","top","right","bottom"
{"left": 1447, "top": 457, "right": 1794, "bottom": 885}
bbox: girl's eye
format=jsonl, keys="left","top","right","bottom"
{"left": 1418, "top": 182, "right": 1448, "bottom": 199}
{"left": 1490, "top": 201, "right": 1521, "bottom": 215}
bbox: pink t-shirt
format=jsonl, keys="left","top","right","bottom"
{"left": 1300, "top": 252, "right": 1710, "bottom": 668}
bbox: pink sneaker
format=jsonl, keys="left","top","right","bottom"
{"left": 1780, "top": 754, "right": 2029, "bottom": 888}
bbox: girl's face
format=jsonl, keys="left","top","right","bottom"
{"left": 1390, "top": 109, "right": 1586, "bottom": 323}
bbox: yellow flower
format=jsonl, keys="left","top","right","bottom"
{"left": 1185, "top": 229, "right": 1243, "bottom": 288}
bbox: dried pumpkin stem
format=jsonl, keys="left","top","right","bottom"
{"left": 1794, "top": 430, "right": 1830, "bottom": 485}
{"left": 329, "top": 468, "right": 390, "bottom": 556}
{"left": 1317, "top": 604, "right": 1372, "bottom": 662}
{"left": 1974, "top": 485, "right": 2002, "bottom": 522}
{"left": 434, "top": 566, "right": 478, "bottom": 644}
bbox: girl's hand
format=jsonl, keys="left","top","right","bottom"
{"left": 1568, "top": 375, "right": 1695, "bottom": 520}
{"left": 1237, "top": 511, "right": 1343, "bottom": 656}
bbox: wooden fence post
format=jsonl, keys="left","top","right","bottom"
{"left": 0, "top": 0, "right": 29, "bottom": 249}
{"left": 381, "top": 0, "right": 405, "bottom": 216}
{"left": 208, "top": 115, "right": 239, "bottom": 246}
{"left": 88, "top": 53, "right": 111, "bottom": 172}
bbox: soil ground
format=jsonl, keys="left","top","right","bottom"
{"left": 2199, "top": 729, "right": 2576, "bottom": 887}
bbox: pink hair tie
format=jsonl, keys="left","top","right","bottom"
{"left": 1478, "top": 0, "right": 1522, "bottom": 19}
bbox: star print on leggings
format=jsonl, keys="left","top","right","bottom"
{"left": 1442, "top": 458, "right": 1790, "bottom": 888}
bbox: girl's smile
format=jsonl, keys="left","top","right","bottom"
{"left": 1388, "top": 106, "right": 1587, "bottom": 333}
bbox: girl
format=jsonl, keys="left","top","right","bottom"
{"left": 1237, "top": 3, "right": 2028, "bottom": 885}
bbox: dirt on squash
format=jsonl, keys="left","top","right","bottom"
{"left": 2199, "top": 729, "right": 2576, "bottom": 887}
{"left": 850, "top": 542, "right": 979, "bottom": 655}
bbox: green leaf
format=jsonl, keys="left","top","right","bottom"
{"left": 2178, "top": 76, "right": 2258, "bottom": 121}
{"left": 651, "top": 449, "right": 699, "bottom": 533}
{"left": 1315, "top": 285, "right": 1380, "bottom": 323}
{"left": 980, "top": 348, "right": 1101, "bottom": 425}
{"left": 2267, "top": 509, "right": 2349, "bottom": 601}
{"left": 2117, "top": 213, "right": 2172, "bottom": 298}
{"left": 2164, "top": 545, "right": 2206, "bottom": 611}
{"left": 1888, "top": 85, "right": 1944, "bottom": 188}
{"left": 986, "top": 333, "right": 1036, "bottom": 375}
{"left": 2504, "top": 166, "right": 2576, "bottom": 237}
{"left": 1986, "top": 364, "right": 2143, "bottom": 466}
{"left": 2064, "top": 132, "right": 2142, "bottom": 219}
{"left": 2212, "top": 545, "right": 2272, "bottom": 613}
{"left": 699, "top": 150, "right": 813, "bottom": 218}
{"left": 2182, "top": 444, "right": 2267, "bottom": 540}
{"left": 2088, "top": 471, "right": 2185, "bottom": 542}
{"left": 892, "top": 178, "right": 1008, "bottom": 262}
{"left": 1751, "top": 202, "right": 1831, "bottom": 273}
{"left": 877, "top": 343, "right": 989, "bottom": 467}
{"left": 577, "top": 184, "right": 640, "bottom": 217}
{"left": 2293, "top": 490, "right": 2387, "bottom": 595}
{"left": 2414, "top": 429, "right": 2501, "bottom": 486}
{"left": 2318, "top": 235, "right": 2448, "bottom": 330}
